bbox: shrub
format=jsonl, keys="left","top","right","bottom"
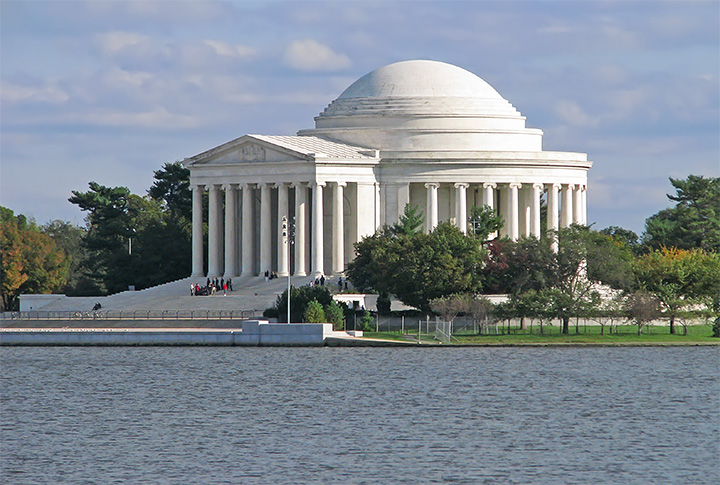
{"left": 304, "top": 299, "right": 326, "bottom": 323}
{"left": 324, "top": 300, "right": 345, "bottom": 330}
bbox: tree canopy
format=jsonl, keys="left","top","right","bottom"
{"left": 642, "top": 175, "right": 720, "bottom": 253}
{"left": 1, "top": 207, "right": 69, "bottom": 310}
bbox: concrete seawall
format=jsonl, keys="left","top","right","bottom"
{"left": 0, "top": 320, "right": 337, "bottom": 346}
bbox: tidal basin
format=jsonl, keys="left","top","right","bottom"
{"left": 2, "top": 346, "right": 718, "bottom": 484}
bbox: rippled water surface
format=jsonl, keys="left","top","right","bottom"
{"left": 2, "top": 347, "right": 718, "bottom": 484}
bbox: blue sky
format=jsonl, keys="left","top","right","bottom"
{"left": 1, "top": 0, "right": 718, "bottom": 235}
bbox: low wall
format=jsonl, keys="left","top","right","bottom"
{"left": 0, "top": 320, "right": 334, "bottom": 346}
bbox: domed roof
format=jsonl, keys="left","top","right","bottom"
{"left": 337, "top": 60, "right": 504, "bottom": 100}
{"left": 299, "top": 60, "right": 544, "bottom": 152}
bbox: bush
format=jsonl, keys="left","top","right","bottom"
{"left": 304, "top": 299, "right": 326, "bottom": 323}
{"left": 269, "top": 285, "right": 333, "bottom": 323}
{"left": 359, "top": 310, "right": 375, "bottom": 332}
{"left": 712, "top": 316, "right": 720, "bottom": 338}
{"left": 324, "top": 300, "right": 345, "bottom": 330}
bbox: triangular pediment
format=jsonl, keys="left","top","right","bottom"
{"left": 184, "top": 134, "right": 378, "bottom": 167}
{"left": 185, "top": 135, "right": 312, "bottom": 166}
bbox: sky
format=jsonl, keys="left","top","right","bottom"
{"left": 1, "top": 0, "right": 718, "bottom": 235}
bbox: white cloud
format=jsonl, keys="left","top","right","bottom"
{"left": 553, "top": 100, "right": 599, "bottom": 127}
{"left": 203, "top": 40, "right": 256, "bottom": 59}
{"left": 97, "top": 31, "right": 151, "bottom": 56}
{"left": 283, "top": 39, "right": 351, "bottom": 72}
{"left": 0, "top": 81, "right": 69, "bottom": 104}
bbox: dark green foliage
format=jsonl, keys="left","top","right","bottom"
{"left": 358, "top": 310, "right": 375, "bottom": 332}
{"left": 468, "top": 205, "right": 504, "bottom": 242}
{"left": 347, "top": 221, "right": 486, "bottom": 313}
{"left": 376, "top": 291, "right": 391, "bottom": 315}
{"left": 68, "top": 163, "right": 193, "bottom": 295}
{"left": 599, "top": 226, "right": 640, "bottom": 252}
{"left": 642, "top": 175, "right": 720, "bottom": 253}
{"left": 390, "top": 204, "right": 424, "bottom": 236}
{"left": 271, "top": 285, "right": 334, "bottom": 323}
{"left": 712, "top": 316, "right": 720, "bottom": 338}
{"left": 324, "top": 300, "right": 345, "bottom": 330}
{"left": 148, "top": 162, "right": 192, "bottom": 223}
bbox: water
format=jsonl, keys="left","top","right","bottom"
{"left": 1, "top": 347, "right": 718, "bottom": 484}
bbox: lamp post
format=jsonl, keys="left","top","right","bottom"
{"left": 282, "top": 216, "right": 295, "bottom": 323}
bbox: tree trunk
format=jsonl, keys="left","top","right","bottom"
{"left": 520, "top": 316, "right": 526, "bottom": 330}
{"left": 669, "top": 315, "right": 675, "bottom": 334}
{"left": 562, "top": 316, "right": 570, "bottom": 334}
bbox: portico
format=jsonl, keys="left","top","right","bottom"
{"left": 185, "top": 60, "right": 592, "bottom": 279}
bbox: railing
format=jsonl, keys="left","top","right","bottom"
{"left": 1, "top": 310, "right": 262, "bottom": 321}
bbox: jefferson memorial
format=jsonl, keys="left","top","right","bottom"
{"left": 185, "top": 60, "right": 591, "bottom": 280}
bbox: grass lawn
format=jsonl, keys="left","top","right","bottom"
{"left": 364, "top": 324, "right": 719, "bottom": 345}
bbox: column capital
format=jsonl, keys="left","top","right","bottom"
{"left": 550, "top": 183, "right": 562, "bottom": 190}
{"left": 532, "top": 183, "right": 544, "bottom": 190}
{"left": 454, "top": 182, "right": 470, "bottom": 189}
{"left": 292, "top": 181, "right": 307, "bottom": 189}
{"left": 242, "top": 182, "right": 256, "bottom": 190}
{"left": 565, "top": 183, "right": 576, "bottom": 190}
{"left": 508, "top": 183, "right": 522, "bottom": 189}
{"left": 221, "top": 183, "right": 238, "bottom": 191}
{"left": 424, "top": 182, "right": 440, "bottom": 189}
{"left": 311, "top": 181, "right": 326, "bottom": 188}
{"left": 259, "top": 182, "right": 275, "bottom": 189}
{"left": 207, "top": 183, "right": 221, "bottom": 191}
{"left": 483, "top": 182, "right": 497, "bottom": 189}
{"left": 334, "top": 181, "right": 347, "bottom": 188}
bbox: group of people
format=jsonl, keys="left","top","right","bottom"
{"left": 264, "top": 270, "right": 279, "bottom": 281}
{"left": 191, "top": 277, "right": 232, "bottom": 296}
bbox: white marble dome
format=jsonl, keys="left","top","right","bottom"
{"left": 299, "top": 60, "right": 543, "bottom": 152}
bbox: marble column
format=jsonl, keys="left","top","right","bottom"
{"left": 259, "top": 183, "right": 272, "bottom": 275}
{"left": 332, "top": 182, "right": 346, "bottom": 275}
{"left": 508, "top": 183, "right": 521, "bottom": 241}
{"left": 311, "top": 182, "right": 325, "bottom": 277}
{"left": 191, "top": 184, "right": 204, "bottom": 277}
{"left": 573, "top": 183, "right": 583, "bottom": 225}
{"left": 207, "top": 184, "right": 223, "bottom": 278}
{"left": 482, "top": 183, "right": 496, "bottom": 210}
{"left": 294, "top": 182, "right": 307, "bottom": 276}
{"left": 454, "top": 183, "right": 469, "bottom": 234}
{"left": 547, "top": 183, "right": 560, "bottom": 251}
{"left": 223, "top": 184, "right": 238, "bottom": 278}
{"left": 241, "top": 184, "right": 254, "bottom": 276}
{"left": 531, "top": 183, "right": 542, "bottom": 238}
{"left": 277, "top": 182, "right": 289, "bottom": 277}
{"left": 561, "top": 184, "right": 574, "bottom": 228}
{"left": 580, "top": 185, "right": 587, "bottom": 225}
{"left": 483, "top": 183, "right": 497, "bottom": 240}
{"left": 425, "top": 182, "right": 439, "bottom": 232}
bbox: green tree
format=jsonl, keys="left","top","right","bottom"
{"left": 642, "top": 175, "right": 720, "bottom": 252}
{"left": 40, "top": 220, "right": 89, "bottom": 294}
{"left": 270, "top": 285, "right": 334, "bottom": 323}
{"left": 348, "top": 222, "right": 486, "bottom": 313}
{"left": 468, "top": 205, "right": 504, "bottom": 243}
{"left": 148, "top": 161, "right": 192, "bottom": 223}
{"left": 304, "top": 299, "right": 326, "bottom": 323}
{"left": 324, "top": 300, "right": 345, "bottom": 330}
{"left": 390, "top": 204, "right": 425, "bottom": 236}
{"left": 633, "top": 247, "right": 720, "bottom": 334}
{"left": 599, "top": 226, "right": 640, "bottom": 253}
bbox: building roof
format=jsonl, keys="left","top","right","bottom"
{"left": 337, "top": 60, "right": 503, "bottom": 100}
{"left": 251, "top": 135, "right": 377, "bottom": 159}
